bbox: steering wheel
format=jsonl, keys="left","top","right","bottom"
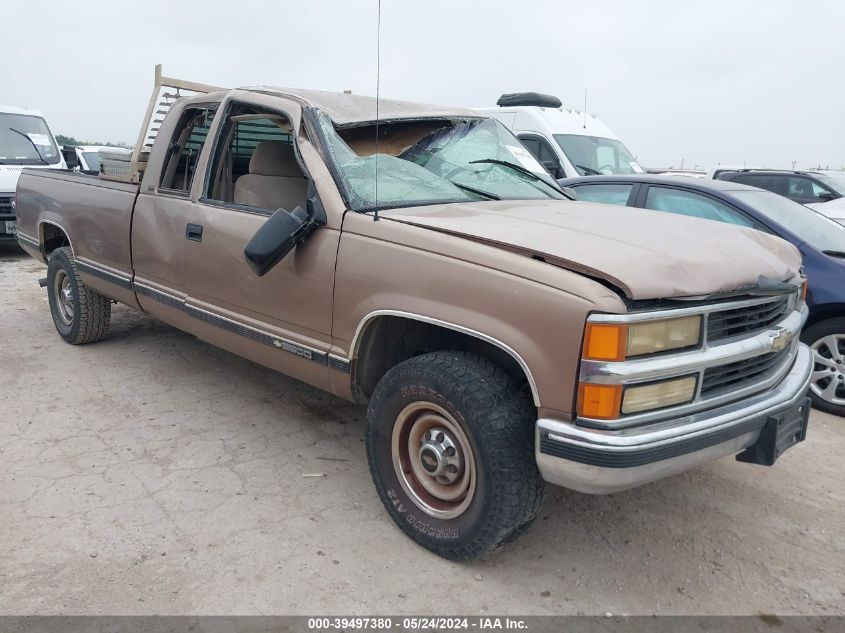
{"left": 598, "top": 165, "right": 616, "bottom": 175}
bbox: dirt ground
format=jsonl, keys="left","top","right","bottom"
{"left": 1, "top": 242, "right": 843, "bottom": 616}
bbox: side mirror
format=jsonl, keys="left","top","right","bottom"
{"left": 818, "top": 191, "right": 837, "bottom": 202}
{"left": 63, "top": 150, "right": 80, "bottom": 170}
{"left": 244, "top": 206, "right": 314, "bottom": 276}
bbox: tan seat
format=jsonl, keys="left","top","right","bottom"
{"left": 234, "top": 141, "right": 307, "bottom": 210}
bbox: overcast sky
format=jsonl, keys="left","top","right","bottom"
{"left": 4, "top": 0, "right": 843, "bottom": 169}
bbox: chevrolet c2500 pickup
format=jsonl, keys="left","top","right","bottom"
{"left": 15, "top": 69, "right": 813, "bottom": 560}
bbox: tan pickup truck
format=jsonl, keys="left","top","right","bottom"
{"left": 15, "top": 69, "right": 812, "bottom": 560}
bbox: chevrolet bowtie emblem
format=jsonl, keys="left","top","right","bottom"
{"left": 767, "top": 327, "right": 789, "bottom": 352}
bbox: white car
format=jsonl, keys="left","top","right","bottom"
{"left": 807, "top": 196, "right": 845, "bottom": 226}
{"left": 477, "top": 93, "right": 643, "bottom": 179}
{"left": 814, "top": 169, "right": 845, "bottom": 189}
{"left": 0, "top": 104, "right": 66, "bottom": 240}
{"left": 650, "top": 169, "right": 707, "bottom": 178}
{"left": 62, "top": 145, "right": 131, "bottom": 174}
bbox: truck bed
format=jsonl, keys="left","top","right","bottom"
{"left": 15, "top": 169, "right": 140, "bottom": 307}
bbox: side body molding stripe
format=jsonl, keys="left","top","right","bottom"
{"left": 76, "top": 260, "right": 133, "bottom": 289}
{"left": 16, "top": 232, "right": 40, "bottom": 249}
{"left": 133, "top": 281, "right": 350, "bottom": 372}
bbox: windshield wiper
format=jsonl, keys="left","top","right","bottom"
{"left": 822, "top": 250, "right": 845, "bottom": 258}
{"left": 449, "top": 181, "right": 501, "bottom": 200}
{"left": 575, "top": 164, "right": 602, "bottom": 176}
{"left": 8, "top": 128, "right": 48, "bottom": 164}
{"left": 469, "top": 158, "right": 567, "bottom": 196}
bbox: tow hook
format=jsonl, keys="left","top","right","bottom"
{"left": 38, "top": 277, "right": 48, "bottom": 288}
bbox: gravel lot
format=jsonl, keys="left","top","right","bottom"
{"left": 1, "top": 242, "right": 843, "bottom": 616}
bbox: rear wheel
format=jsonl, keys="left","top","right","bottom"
{"left": 365, "top": 351, "right": 544, "bottom": 560}
{"left": 802, "top": 318, "right": 845, "bottom": 417}
{"left": 47, "top": 246, "right": 111, "bottom": 344}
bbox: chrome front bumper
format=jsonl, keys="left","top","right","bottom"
{"left": 536, "top": 343, "right": 812, "bottom": 494}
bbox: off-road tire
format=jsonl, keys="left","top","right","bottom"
{"left": 47, "top": 246, "right": 111, "bottom": 344}
{"left": 801, "top": 318, "right": 845, "bottom": 417}
{"left": 366, "top": 351, "right": 544, "bottom": 560}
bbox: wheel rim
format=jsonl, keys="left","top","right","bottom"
{"left": 53, "top": 270, "right": 74, "bottom": 325}
{"left": 809, "top": 333, "right": 845, "bottom": 406}
{"left": 391, "top": 402, "right": 476, "bottom": 520}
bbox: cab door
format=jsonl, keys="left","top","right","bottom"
{"left": 131, "top": 98, "right": 222, "bottom": 334}
{"left": 176, "top": 94, "right": 342, "bottom": 391}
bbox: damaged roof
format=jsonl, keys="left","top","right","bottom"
{"left": 239, "top": 85, "right": 481, "bottom": 126}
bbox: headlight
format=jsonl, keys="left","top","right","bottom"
{"left": 583, "top": 315, "right": 701, "bottom": 361}
{"left": 621, "top": 376, "right": 697, "bottom": 414}
{"left": 577, "top": 375, "right": 697, "bottom": 419}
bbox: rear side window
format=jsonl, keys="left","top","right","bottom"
{"left": 752, "top": 176, "right": 782, "bottom": 193}
{"left": 723, "top": 173, "right": 783, "bottom": 195}
{"left": 644, "top": 186, "right": 755, "bottom": 227}
{"left": 571, "top": 183, "right": 633, "bottom": 206}
{"left": 723, "top": 173, "right": 756, "bottom": 186}
{"left": 160, "top": 106, "right": 217, "bottom": 193}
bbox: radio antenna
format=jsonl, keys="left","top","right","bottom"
{"left": 583, "top": 88, "right": 587, "bottom": 129}
{"left": 373, "top": 0, "right": 382, "bottom": 221}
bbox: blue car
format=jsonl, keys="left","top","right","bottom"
{"left": 560, "top": 174, "right": 845, "bottom": 417}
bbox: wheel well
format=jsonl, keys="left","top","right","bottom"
{"left": 805, "top": 305, "right": 845, "bottom": 330}
{"left": 41, "top": 223, "right": 70, "bottom": 260}
{"left": 352, "top": 315, "right": 534, "bottom": 404}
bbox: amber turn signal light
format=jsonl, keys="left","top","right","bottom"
{"left": 577, "top": 383, "right": 623, "bottom": 419}
{"left": 582, "top": 323, "right": 627, "bottom": 361}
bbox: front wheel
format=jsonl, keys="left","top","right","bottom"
{"left": 47, "top": 247, "right": 112, "bottom": 345}
{"left": 802, "top": 318, "right": 845, "bottom": 417}
{"left": 365, "top": 351, "right": 544, "bottom": 560}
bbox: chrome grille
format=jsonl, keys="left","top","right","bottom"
{"left": 701, "top": 348, "right": 791, "bottom": 397}
{"left": 707, "top": 296, "right": 790, "bottom": 342}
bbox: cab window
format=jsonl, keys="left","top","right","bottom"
{"left": 517, "top": 134, "right": 565, "bottom": 178}
{"left": 644, "top": 186, "right": 755, "bottom": 227}
{"left": 160, "top": 106, "right": 217, "bottom": 193}
{"left": 204, "top": 103, "right": 307, "bottom": 212}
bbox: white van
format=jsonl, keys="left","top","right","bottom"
{"left": 1, "top": 105, "right": 66, "bottom": 240}
{"left": 478, "top": 93, "right": 643, "bottom": 179}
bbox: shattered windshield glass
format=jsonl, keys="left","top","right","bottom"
{"left": 316, "top": 112, "right": 567, "bottom": 211}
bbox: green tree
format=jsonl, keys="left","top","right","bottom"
{"left": 55, "top": 134, "right": 81, "bottom": 146}
{"left": 54, "top": 134, "right": 131, "bottom": 148}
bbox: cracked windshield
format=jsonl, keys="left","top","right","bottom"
{"left": 318, "top": 113, "right": 568, "bottom": 210}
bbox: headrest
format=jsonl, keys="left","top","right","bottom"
{"left": 249, "top": 141, "right": 302, "bottom": 177}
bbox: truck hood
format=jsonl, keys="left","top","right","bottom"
{"left": 0, "top": 163, "right": 63, "bottom": 194}
{"left": 379, "top": 200, "right": 802, "bottom": 300}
